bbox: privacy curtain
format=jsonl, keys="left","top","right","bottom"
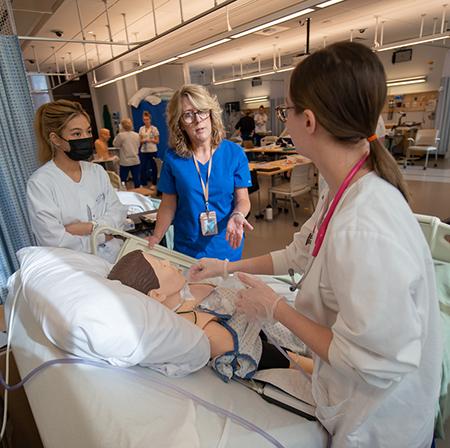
{"left": 435, "top": 77, "right": 450, "bottom": 156}
{"left": 0, "top": 35, "right": 38, "bottom": 300}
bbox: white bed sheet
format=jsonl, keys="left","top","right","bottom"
{"left": 6, "top": 273, "right": 327, "bottom": 448}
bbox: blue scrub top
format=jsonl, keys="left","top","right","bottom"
{"left": 158, "top": 139, "right": 252, "bottom": 261}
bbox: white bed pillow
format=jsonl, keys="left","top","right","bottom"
{"left": 16, "top": 246, "right": 210, "bottom": 376}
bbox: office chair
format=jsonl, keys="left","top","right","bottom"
{"left": 269, "top": 164, "right": 315, "bottom": 226}
{"left": 405, "top": 129, "right": 439, "bottom": 170}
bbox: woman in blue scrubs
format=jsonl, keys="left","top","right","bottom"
{"left": 148, "top": 84, "right": 253, "bottom": 261}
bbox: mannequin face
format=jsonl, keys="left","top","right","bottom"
{"left": 180, "top": 96, "right": 212, "bottom": 148}
{"left": 142, "top": 253, "right": 186, "bottom": 302}
{"left": 100, "top": 129, "right": 110, "bottom": 141}
{"left": 50, "top": 114, "right": 92, "bottom": 154}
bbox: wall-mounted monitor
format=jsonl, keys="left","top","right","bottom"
{"left": 392, "top": 48, "right": 413, "bottom": 64}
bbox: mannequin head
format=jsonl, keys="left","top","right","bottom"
{"left": 99, "top": 128, "right": 110, "bottom": 142}
{"left": 107, "top": 250, "right": 186, "bottom": 304}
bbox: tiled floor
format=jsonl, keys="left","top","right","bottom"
{"left": 243, "top": 155, "right": 450, "bottom": 258}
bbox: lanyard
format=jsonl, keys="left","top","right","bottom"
{"left": 193, "top": 151, "right": 214, "bottom": 211}
{"left": 289, "top": 152, "right": 369, "bottom": 292}
{"left": 311, "top": 152, "right": 369, "bottom": 257}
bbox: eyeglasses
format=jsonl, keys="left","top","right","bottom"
{"left": 181, "top": 110, "right": 210, "bottom": 124}
{"left": 276, "top": 105, "right": 296, "bottom": 123}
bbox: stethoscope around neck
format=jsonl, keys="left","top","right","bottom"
{"left": 287, "top": 152, "right": 370, "bottom": 292}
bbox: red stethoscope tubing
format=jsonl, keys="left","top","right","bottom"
{"left": 311, "top": 152, "right": 370, "bottom": 257}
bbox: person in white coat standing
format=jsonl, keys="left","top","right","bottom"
{"left": 189, "top": 41, "right": 442, "bottom": 447}
{"left": 27, "top": 100, "right": 127, "bottom": 262}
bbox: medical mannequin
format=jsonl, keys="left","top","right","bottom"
{"left": 189, "top": 42, "right": 442, "bottom": 447}
{"left": 94, "top": 128, "right": 111, "bottom": 160}
{"left": 27, "top": 100, "right": 127, "bottom": 263}
{"left": 107, "top": 250, "right": 313, "bottom": 378}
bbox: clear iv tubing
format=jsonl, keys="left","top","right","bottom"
{"left": 0, "top": 282, "right": 287, "bottom": 448}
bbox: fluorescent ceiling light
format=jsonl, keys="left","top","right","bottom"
{"left": 93, "top": 57, "right": 178, "bottom": 88}
{"left": 230, "top": 8, "right": 315, "bottom": 39}
{"left": 244, "top": 95, "right": 269, "bottom": 103}
{"left": 214, "top": 66, "right": 295, "bottom": 86}
{"left": 214, "top": 78, "right": 240, "bottom": 85}
{"left": 316, "top": 0, "right": 345, "bottom": 8}
{"left": 177, "top": 38, "right": 231, "bottom": 58}
{"left": 244, "top": 99, "right": 269, "bottom": 104}
{"left": 140, "top": 57, "right": 178, "bottom": 72}
{"left": 241, "top": 70, "right": 275, "bottom": 80}
{"left": 375, "top": 32, "right": 450, "bottom": 52}
{"left": 277, "top": 66, "right": 295, "bottom": 73}
{"left": 386, "top": 76, "right": 427, "bottom": 87}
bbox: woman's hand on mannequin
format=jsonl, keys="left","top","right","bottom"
{"left": 235, "top": 272, "right": 284, "bottom": 323}
{"left": 65, "top": 222, "right": 93, "bottom": 236}
{"left": 188, "top": 258, "right": 226, "bottom": 281}
{"left": 226, "top": 213, "right": 254, "bottom": 249}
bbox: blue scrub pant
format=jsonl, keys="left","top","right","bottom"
{"left": 120, "top": 164, "right": 141, "bottom": 188}
{"left": 140, "top": 152, "right": 158, "bottom": 186}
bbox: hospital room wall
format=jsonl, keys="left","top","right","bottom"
{"left": 90, "top": 63, "right": 189, "bottom": 136}
{"left": 210, "top": 71, "right": 289, "bottom": 136}
{"left": 380, "top": 45, "right": 448, "bottom": 95}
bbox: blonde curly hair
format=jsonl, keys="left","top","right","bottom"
{"left": 167, "top": 84, "right": 225, "bottom": 158}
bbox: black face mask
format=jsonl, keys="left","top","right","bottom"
{"left": 61, "top": 137, "right": 94, "bottom": 161}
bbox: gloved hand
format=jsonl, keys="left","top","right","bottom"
{"left": 226, "top": 212, "right": 254, "bottom": 249}
{"left": 235, "top": 272, "right": 284, "bottom": 323}
{"left": 188, "top": 258, "right": 227, "bottom": 282}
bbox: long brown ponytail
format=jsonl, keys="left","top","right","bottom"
{"left": 34, "top": 100, "right": 90, "bottom": 164}
{"left": 289, "top": 41, "right": 410, "bottom": 202}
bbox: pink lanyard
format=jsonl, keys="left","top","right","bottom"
{"left": 311, "top": 152, "right": 369, "bottom": 257}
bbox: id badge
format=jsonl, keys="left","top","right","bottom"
{"left": 200, "top": 211, "right": 218, "bottom": 236}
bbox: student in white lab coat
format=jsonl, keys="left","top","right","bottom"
{"left": 189, "top": 42, "right": 442, "bottom": 447}
{"left": 27, "top": 100, "right": 127, "bottom": 262}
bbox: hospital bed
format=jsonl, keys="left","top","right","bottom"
{"left": 5, "top": 228, "right": 328, "bottom": 448}
{"left": 5, "top": 214, "right": 450, "bottom": 447}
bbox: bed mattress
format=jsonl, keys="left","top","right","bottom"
{"left": 6, "top": 273, "right": 327, "bottom": 448}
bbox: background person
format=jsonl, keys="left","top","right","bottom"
{"left": 27, "top": 100, "right": 127, "bottom": 262}
{"left": 235, "top": 110, "right": 255, "bottom": 145}
{"left": 113, "top": 118, "right": 141, "bottom": 188}
{"left": 148, "top": 84, "right": 253, "bottom": 261}
{"left": 254, "top": 105, "right": 268, "bottom": 146}
{"left": 139, "top": 111, "right": 160, "bottom": 187}
{"left": 189, "top": 42, "right": 442, "bottom": 447}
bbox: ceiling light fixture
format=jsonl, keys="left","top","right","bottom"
{"left": 316, "top": 0, "right": 345, "bottom": 8}
{"left": 386, "top": 75, "right": 427, "bottom": 87}
{"left": 230, "top": 8, "right": 315, "bottom": 39}
{"left": 213, "top": 65, "right": 295, "bottom": 85}
{"left": 93, "top": 56, "right": 179, "bottom": 88}
{"left": 375, "top": 32, "right": 450, "bottom": 52}
{"left": 243, "top": 95, "right": 269, "bottom": 103}
{"left": 177, "top": 38, "right": 231, "bottom": 58}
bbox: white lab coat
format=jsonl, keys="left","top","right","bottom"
{"left": 271, "top": 172, "right": 442, "bottom": 447}
{"left": 27, "top": 160, "right": 127, "bottom": 261}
